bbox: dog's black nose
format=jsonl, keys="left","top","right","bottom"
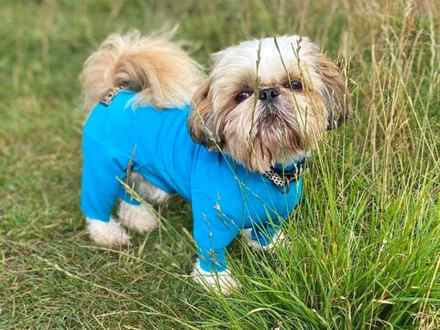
{"left": 258, "top": 88, "right": 280, "bottom": 102}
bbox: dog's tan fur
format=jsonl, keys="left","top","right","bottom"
{"left": 80, "top": 30, "right": 203, "bottom": 112}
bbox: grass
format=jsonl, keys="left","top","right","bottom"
{"left": 1, "top": 0, "right": 439, "bottom": 328}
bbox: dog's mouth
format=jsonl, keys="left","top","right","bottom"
{"left": 252, "top": 103, "right": 305, "bottom": 159}
{"left": 257, "top": 103, "right": 288, "bottom": 127}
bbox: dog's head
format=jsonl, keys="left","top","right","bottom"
{"left": 189, "top": 36, "right": 350, "bottom": 172}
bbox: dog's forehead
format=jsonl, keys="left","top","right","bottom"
{"left": 212, "top": 36, "right": 320, "bottom": 82}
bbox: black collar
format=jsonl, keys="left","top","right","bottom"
{"left": 263, "top": 158, "right": 306, "bottom": 192}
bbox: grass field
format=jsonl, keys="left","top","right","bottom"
{"left": 1, "top": 0, "right": 439, "bottom": 328}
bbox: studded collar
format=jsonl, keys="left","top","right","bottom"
{"left": 99, "top": 84, "right": 129, "bottom": 106}
{"left": 263, "top": 158, "right": 306, "bottom": 192}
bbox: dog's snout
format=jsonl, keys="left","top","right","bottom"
{"left": 258, "top": 88, "right": 280, "bottom": 102}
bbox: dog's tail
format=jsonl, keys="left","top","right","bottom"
{"left": 80, "top": 30, "right": 203, "bottom": 112}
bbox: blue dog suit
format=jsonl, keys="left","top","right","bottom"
{"left": 81, "top": 89, "right": 303, "bottom": 272}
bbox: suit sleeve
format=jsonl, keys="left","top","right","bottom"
{"left": 80, "top": 136, "right": 126, "bottom": 222}
{"left": 191, "top": 192, "right": 240, "bottom": 272}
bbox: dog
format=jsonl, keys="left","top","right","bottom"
{"left": 79, "top": 31, "right": 350, "bottom": 295}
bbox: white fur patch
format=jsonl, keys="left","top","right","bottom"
{"left": 191, "top": 260, "right": 240, "bottom": 295}
{"left": 211, "top": 36, "right": 323, "bottom": 90}
{"left": 127, "top": 172, "right": 170, "bottom": 204}
{"left": 241, "top": 228, "right": 286, "bottom": 251}
{"left": 118, "top": 201, "right": 158, "bottom": 233}
{"left": 87, "top": 218, "right": 130, "bottom": 247}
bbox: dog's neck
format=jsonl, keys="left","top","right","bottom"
{"left": 262, "top": 152, "right": 308, "bottom": 192}
{"left": 275, "top": 151, "right": 309, "bottom": 170}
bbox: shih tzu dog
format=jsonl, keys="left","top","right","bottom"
{"left": 79, "top": 31, "right": 349, "bottom": 295}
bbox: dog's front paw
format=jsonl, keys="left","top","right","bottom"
{"left": 87, "top": 218, "right": 130, "bottom": 247}
{"left": 118, "top": 201, "right": 158, "bottom": 233}
{"left": 241, "top": 228, "right": 287, "bottom": 251}
{"left": 191, "top": 260, "right": 240, "bottom": 295}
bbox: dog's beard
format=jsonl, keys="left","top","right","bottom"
{"left": 221, "top": 98, "right": 313, "bottom": 173}
{"left": 253, "top": 101, "right": 306, "bottom": 169}
{"left": 257, "top": 102, "right": 295, "bottom": 128}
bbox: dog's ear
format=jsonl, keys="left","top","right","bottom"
{"left": 188, "top": 79, "right": 218, "bottom": 148}
{"left": 318, "top": 54, "right": 351, "bottom": 130}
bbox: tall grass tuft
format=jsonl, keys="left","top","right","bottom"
{"left": 179, "top": 0, "right": 440, "bottom": 328}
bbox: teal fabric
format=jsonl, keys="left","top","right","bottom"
{"left": 81, "top": 90, "right": 302, "bottom": 272}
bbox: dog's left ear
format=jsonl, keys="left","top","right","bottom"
{"left": 318, "top": 54, "right": 351, "bottom": 130}
{"left": 188, "top": 79, "right": 219, "bottom": 148}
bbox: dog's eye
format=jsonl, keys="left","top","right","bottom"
{"left": 285, "top": 80, "right": 303, "bottom": 91}
{"left": 235, "top": 90, "right": 253, "bottom": 103}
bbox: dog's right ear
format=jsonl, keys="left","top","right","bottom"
{"left": 188, "top": 79, "right": 218, "bottom": 148}
{"left": 318, "top": 54, "right": 351, "bottom": 130}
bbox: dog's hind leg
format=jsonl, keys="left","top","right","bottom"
{"left": 118, "top": 172, "right": 169, "bottom": 234}
{"left": 87, "top": 217, "right": 130, "bottom": 247}
{"left": 118, "top": 200, "right": 158, "bottom": 234}
{"left": 81, "top": 139, "right": 132, "bottom": 247}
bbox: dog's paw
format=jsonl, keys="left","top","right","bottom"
{"left": 87, "top": 218, "right": 130, "bottom": 247}
{"left": 117, "top": 201, "right": 158, "bottom": 233}
{"left": 191, "top": 260, "right": 240, "bottom": 295}
{"left": 241, "top": 228, "right": 286, "bottom": 251}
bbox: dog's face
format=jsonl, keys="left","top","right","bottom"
{"left": 189, "top": 36, "right": 350, "bottom": 173}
